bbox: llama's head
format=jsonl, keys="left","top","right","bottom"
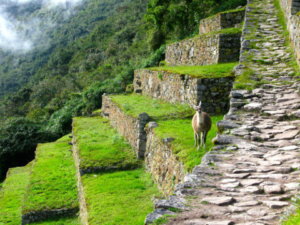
{"left": 193, "top": 101, "right": 202, "bottom": 113}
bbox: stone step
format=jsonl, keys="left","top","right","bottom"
{"left": 166, "top": 29, "right": 241, "bottom": 66}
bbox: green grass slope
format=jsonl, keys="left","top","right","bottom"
{"left": 82, "top": 169, "right": 160, "bottom": 225}
{"left": 73, "top": 117, "right": 140, "bottom": 171}
{"left": 155, "top": 116, "right": 223, "bottom": 171}
{"left": 111, "top": 94, "right": 194, "bottom": 120}
{"left": 0, "top": 165, "right": 31, "bottom": 225}
{"left": 149, "top": 63, "right": 236, "bottom": 78}
{"left": 22, "top": 136, "right": 79, "bottom": 215}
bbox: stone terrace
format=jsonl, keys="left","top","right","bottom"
{"left": 199, "top": 8, "right": 245, "bottom": 35}
{"left": 165, "top": 31, "right": 241, "bottom": 66}
{"left": 147, "top": 0, "right": 300, "bottom": 224}
{"left": 133, "top": 68, "right": 234, "bottom": 114}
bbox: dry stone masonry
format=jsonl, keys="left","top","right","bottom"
{"left": 145, "top": 122, "right": 186, "bottom": 196}
{"left": 165, "top": 33, "right": 241, "bottom": 66}
{"left": 134, "top": 69, "right": 234, "bottom": 114}
{"left": 102, "top": 95, "right": 150, "bottom": 159}
{"left": 146, "top": 0, "right": 300, "bottom": 224}
{"left": 280, "top": 0, "right": 300, "bottom": 64}
{"left": 199, "top": 8, "right": 245, "bottom": 35}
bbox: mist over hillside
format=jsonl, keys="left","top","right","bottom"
{"left": 0, "top": 0, "right": 84, "bottom": 52}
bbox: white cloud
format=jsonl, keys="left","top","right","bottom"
{"left": 0, "top": 0, "right": 84, "bottom": 53}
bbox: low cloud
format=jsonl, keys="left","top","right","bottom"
{"left": 0, "top": 0, "right": 84, "bottom": 53}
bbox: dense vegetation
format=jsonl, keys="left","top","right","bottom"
{"left": 0, "top": 0, "right": 247, "bottom": 178}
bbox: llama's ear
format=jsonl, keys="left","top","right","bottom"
{"left": 198, "top": 101, "right": 202, "bottom": 107}
{"left": 193, "top": 105, "right": 198, "bottom": 110}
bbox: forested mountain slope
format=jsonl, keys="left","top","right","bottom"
{"left": 0, "top": 0, "right": 246, "bottom": 178}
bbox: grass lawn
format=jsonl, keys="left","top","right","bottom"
{"left": 73, "top": 117, "right": 140, "bottom": 171}
{"left": 155, "top": 115, "right": 223, "bottom": 172}
{"left": 82, "top": 169, "right": 160, "bottom": 225}
{"left": 0, "top": 165, "right": 31, "bottom": 225}
{"left": 29, "top": 217, "right": 80, "bottom": 225}
{"left": 111, "top": 94, "right": 194, "bottom": 120}
{"left": 282, "top": 198, "right": 300, "bottom": 225}
{"left": 149, "top": 63, "right": 236, "bottom": 79}
{"left": 23, "top": 136, "right": 79, "bottom": 215}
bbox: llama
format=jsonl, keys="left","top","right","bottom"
{"left": 192, "top": 101, "right": 212, "bottom": 150}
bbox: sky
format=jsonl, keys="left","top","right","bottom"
{"left": 0, "top": 0, "right": 83, "bottom": 53}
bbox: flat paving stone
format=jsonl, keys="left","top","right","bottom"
{"left": 201, "top": 197, "right": 235, "bottom": 206}
{"left": 262, "top": 200, "right": 289, "bottom": 209}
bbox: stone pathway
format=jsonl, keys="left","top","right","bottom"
{"left": 150, "top": 0, "right": 300, "bottom": 224}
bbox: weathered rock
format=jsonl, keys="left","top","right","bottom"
{"left": 144, "top": 209, "right": 175, "bottom": 224}
{"left": 241, "top": 179, "right": 263, "bottom": 187}
{"left": 155, "top": 196, "right": 187, "bottom": 211}
{"left": 247, "top": 207, "right": 268, "bottom": 217}
{"left": 274, "top": 130, "right": 299, "bottom": 140}
{"left": 244, "top": 102, "right": 263, "bottom": 111}
{"left": 262, "top": 201, "right": 289, "bottom": 209}
{"left": 263, "top": 185, "right": 283, "bottom": 194}
{"left": 201, "top": 197, "right": 235, "bottom": 206}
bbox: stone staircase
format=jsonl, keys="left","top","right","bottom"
{"left": 150, "top": 0, "right": 300, "bottom": 224}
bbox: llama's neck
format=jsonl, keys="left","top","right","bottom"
{"left": 196, "top": 111, "right": 202, "bottom": 124}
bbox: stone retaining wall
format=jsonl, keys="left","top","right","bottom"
{"left": 145, "top": 123, "right": 185, "bottom": 196}
{"left": 71, "top": 136, "right": 89, "bottom": 225}
{"left": 22, "top": 208, "right": 79, "bottom": 225}
{"left": 199, "top": 9, "right": 245, "bottom": 34}
{"left": 280, "top": 0, "right": 300, "bottom": 64}
{"left": 165, "top": 33, "right": 241, "bottom": 66}
{"left": 101, "top": 95, "right": 150, "bottom": 159}
{"left": 134, "top": 69, "right": 234, "bottom": 114}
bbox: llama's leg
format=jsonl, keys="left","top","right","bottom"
{"left": 203, "top": 131, "right": 207, "bottom": 149}
{"left": 198, "top": 133, "right": 202, "bottom": 150}
{"left": 194, "top": 133, "right": 197, "bottom": 147}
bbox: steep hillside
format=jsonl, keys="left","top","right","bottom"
{"left": 0, "top": 0, "right": 247, "bottom": 178}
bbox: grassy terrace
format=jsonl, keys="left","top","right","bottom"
{"left": 73, "top": 117, "right": 140, "bottom": 171}
{"left": 204, "top": 6, "right": 245, "bottom": 20}
{"left": 155, "top": 116, "right": 223, "bottom": 172}
{"left": 22, "top": 136, "right": 78, "bottom": 215}
{"left": 30, "top": 217, "right": 80, "bottom": 225}
{"left": 82, "top": 169, "right": 160, "bottom": 225}
{"left": 0, "top": 165, "right": 31, "bottom": 225}
{"left": 111, "top": 94, "right": 194, "bottom": 120}
{"left": 149, "top": 63, "right": 236, "bottom": 78}
{"left": 169, "top": 27, "right": 242, "bottom": 45}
